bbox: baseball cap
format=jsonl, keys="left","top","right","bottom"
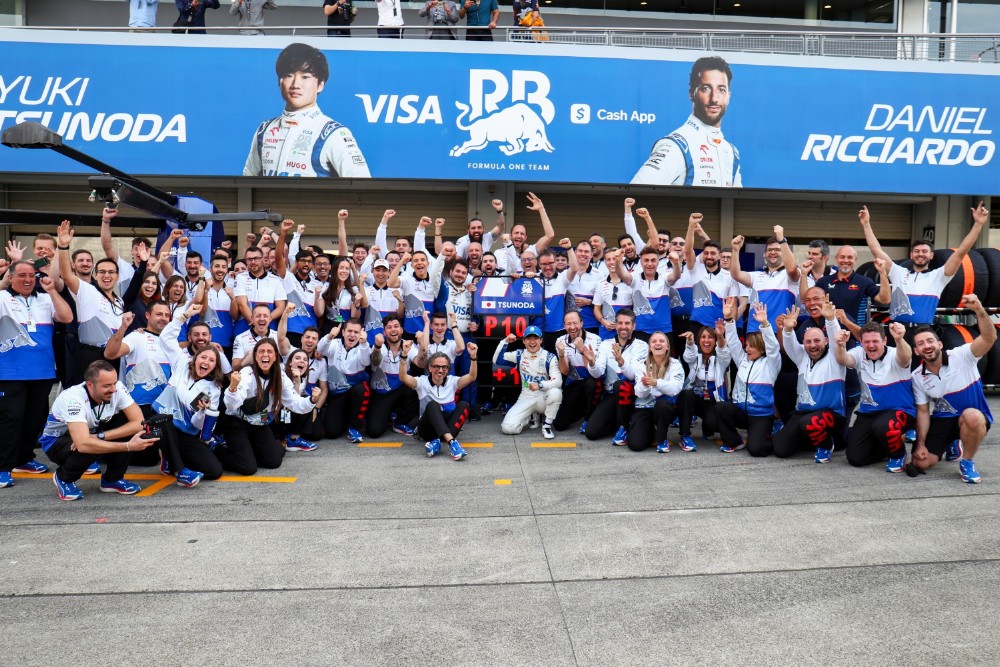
{"left": 373, "top": 259, "right": 390, "bottom": 269}
{"left": 524, "top": 325, "right": 542, "bottom": 338}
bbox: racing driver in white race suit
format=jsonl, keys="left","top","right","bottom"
{"left": 243, "top": 42, "right": 371, "bottom": 178}
{"left": 631, "top": 56, "right": 742, "bottom": 188}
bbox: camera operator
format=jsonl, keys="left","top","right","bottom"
{"left": 419, "top": 0, "right": 459, "bottom": 39}
{"left": 39, "top": 361, "right": 156, "bottom": 501}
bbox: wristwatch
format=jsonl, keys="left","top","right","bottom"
{"left": 97, "top": 432, "right": 106, "bottom": 440}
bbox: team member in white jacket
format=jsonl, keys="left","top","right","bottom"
{"left": 773, "top": 303, "right": 846, "bottom": 463}
{"left": 494, "top": 326, "right": 563, "bottom": 439}
{"left": 676, "top": 322, "right": 731, "bottom": 452}
{"left": 715, "top": 299, "right": 781, "bottom": 456}
{"left": 551, "top": 310, "right": 604, "bottom": 433}
{"left": 627, "top": 332, "right": 687, "bottom": 453}
{"left": 151, "top": 303, "right": 228, "bottom": 485}
{"left": 583, "top": 308, "right": 649, "bottom": 446}
{"left": 221, "top": 338, "right": 320, "bottom": 475}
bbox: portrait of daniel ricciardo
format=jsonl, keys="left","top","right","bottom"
{"left": 243, "top": 42, "right": 371, "bottom": 178}
{"left": 631, "top": 55, "right": 742, "bottom": 188}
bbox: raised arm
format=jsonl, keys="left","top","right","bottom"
{"left": 887, "top": 321, "right": 911, "bottom": 369}
{"left": 100, "top": 207, "right": 121, "bottom": 263}
{"left": 944, "top": 201, "right": 989, "bottom": 278}
{"left": 634, "top": 205, "right": 659, "bottom": 248}
{"left": 622, "top": 197, "right": 645, "bottom": 250}
{"left": 399, "top": 340, "right": 418, "bottom": 389}
{"left": 56, "top": 220, "right": 80, "bottom": 295}
{"left": 964, "top": 294, "right": 997, "bottom": 358}
{"left": 337, "top": 209, "right": 349, "bottom": 258}
{"left": 40, "top": 276, "right": 73, "bottom": 324}
{"left": 457, "top": 342, "right": 479, "bottom": 391}
{"left": 489, "top": 199, "right": 506, "bottom": 239}
{"left": 858, "top": 205, "right": 892, "bottom": 265}
{"left": 728, "top": 235, "right": 752, "bottom": 288}
{"left": 774, "top": 226, "right": 799, "bottom": 282}
{"left": 832, "top": 327, "right": 856, "bottom": 368}
{"left": 275, "top": 218, "right": 294, "bottom": 279}
{"left": 103, "top": 313, "right": 135, "bottom": 360}
{"left": 527, "top": 192, "right": 554, "bottom": 252}
{"left": 375, "top": 210, "right": 394, "bottom": 259}
{"left": 684, "top": 213, "right": 701, "bottom": 268}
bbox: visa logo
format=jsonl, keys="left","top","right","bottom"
{"left": 355, "top": 94, "right": 443, "bottom": 124}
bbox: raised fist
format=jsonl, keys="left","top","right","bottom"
{"left": 120, "top": 312, "right": 135, "bottom": 329}
{"left": 383, "top": 209, "right": 396, "bottom": 220}
{"left": 491, "top": 199, "right": 504, "bottom": 212}
{"left": 374, "top": 333, "right": 385, "bottom": 348}
{"left": 338, "top": 209, "right": 349, "bottom": 220}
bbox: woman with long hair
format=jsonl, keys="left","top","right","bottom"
{"left": 625, "top": 331, "right": 686, "bottom": 452}
{"left": 315, "top": 257, "right": 366, "bottom": 334}
{"left": 220, "top": 338, "right": 320, "bottom": 475}
{"left": 152, "top": 302, "right": 228, "bottom": 485}
{"left": 120, "top": 241, "right": 164, "bottom": 334}
{"left": 162, "top": 274, "right": 189, "bottom": 317}
{"left": 676, "top": 323, "right": 731, "bottom": 452}
{"left": 715, "top": 298, "right": 781, "bottom": 457}
{"left": 276, "top": 348, "right": 328, "bottom": 451}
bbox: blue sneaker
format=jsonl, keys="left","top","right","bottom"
{"left": 13, "top": 459, "right": 49, "bottom": 474}
{"left": 611, "top": 426, "right": 628, "bottom": 447}
{"left": 449, "top": 439, "right": 467, "bottom": 461}
{"left": 99, "top": 478, "right": 141, "bottom": 495}
{"left": 53, "top": 472, "right": 83, "bottom": 501}
{"left": 656, "top": 440, "right": 671, "bottom": 453}
{"left": 886, "top": 454, "right": 907, "bottom": 473}
{"left": 205, "top": 434, "right": 226, "bottom": 452}
{"left": 679, "top": 436, "right": 698, "bottom": 452}
{"left": 285, "top": 436, "right": 318, "bottom": 452}
{"left": 771, "top": 419, "right": 784, "bottom": 437}
{"left": 690, "top": 416, "right": 700, "bottom": 426}
{"left": 0, "top": 471, "right": 13, "bottom": 488}
{"left": 425, "top": 439, "right": 442, "bottom": 458}
{"left": 815, "top": 447, "right": 833, "bottom": 464}
{"left": 84, "top": 461, "right": 101, "bottom": 476}
{"left": 904, "top": 429, "right": 916, "bottom": 443}
{"left": 159, "top": 452, "right": 172, "bottom": 476}
{"left": 175, "top": 468, "right": 204, "bottom": 488}
{"left": 392, "top": 423, "right": 416, "bottom": 437}
{"left": 579, "top": 420, "right": 588, "bottom": 435}
{"left": 670, "top": 417, "right": 679, "bottom": 427}
{"left": 347, "top": 428, "right": 364, "bottom": 444}
{"left": 959, "top": 459, "right": 982, "bottom": 484}
{"left": 479, "top": 402, "right": 495, "bottom": 415}
{"left": 502, "top": 403, "right": 513, "bottom": 415}
{"left": 945, "top": 440, "right": 963, "bottom": 462}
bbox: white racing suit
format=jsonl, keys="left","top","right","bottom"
{"left": 243, "top": 106, "right": 371, "bottom": 178}
{"left": 494, "top": 341, "right": 563, "bottom": 434}
{"left": 631, "top": 114, "right": 741, "bottom": 188}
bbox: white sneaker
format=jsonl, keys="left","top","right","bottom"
{"left": 542, "top": 423, "right": 554, "bottom": 439}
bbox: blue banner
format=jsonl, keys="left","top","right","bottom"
{"left": 474, "top": 276, "right": 544, "bottom": 316}
{"left": 1, "top": 31, "right": 998, "bottom": 194}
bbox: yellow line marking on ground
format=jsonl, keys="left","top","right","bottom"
{"left": 462, "top": 442, "right": 494, "bottom": 448}
{"left": 494, "top": 479, "right": 513, "bottom": 485}
{"left": 216, "top": 475, "right": 298, "bottom": 483}
{"left": 530, "top": 442, "right": 578, "bottom": 448}
{"left": 357, "top": 442, "right": 404, "bottom": 448}
{"left": 135, "top": 477, "right": 176, "bottom": 497}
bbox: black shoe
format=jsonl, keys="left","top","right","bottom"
{"left": 469, "top": 408, "right": 481, "bottom": 422}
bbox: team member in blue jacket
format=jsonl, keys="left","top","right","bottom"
{"left": 715, "top": 299, "right": 781, "bottom": 456}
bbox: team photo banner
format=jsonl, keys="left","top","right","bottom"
{"left": 1, "top": 30, "right": 998, "bottom": 194}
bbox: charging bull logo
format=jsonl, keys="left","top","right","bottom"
{"left": 450, "top": 69, "right": 555, "bottom": 158}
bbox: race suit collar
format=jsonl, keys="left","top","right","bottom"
{"left": 684, "top": 113, "right": 726, "bottom": 141}
{"left": 280, "top": 106, "right": 324, "bottom": 126}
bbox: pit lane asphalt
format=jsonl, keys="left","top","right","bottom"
{"left": 3, "top": 399, "right": 999, "bottom": 666}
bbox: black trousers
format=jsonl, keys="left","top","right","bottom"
{"left": 324, "top": 382, "right": 371, "bottom": 438}
{"left": 772, "top": 409, "right": 844, "bottom": 458}
{"left": 367, "top": 386, "right": 419, "bottom": 437}
{"left": 273, "top": 408, "right": 325, "bottom": 441}
{"left": 552, "top": 377, "right": 603, "bottom": 431}
{"left": 417, "top": 401, "right": 470, "bottom": 441}
{"left": 676, "top": 389, "right": 719, "bottom": 438}
{"left": 584, "top": 380, "right": 635, "bottom": 440}
{"left": 45, "top": 412, "right": 131, "bottom": 484}
{"left": 165, "top": 423, "right": 224, "bottom": 480}
{"left": 627, "top": 400, "right": 677, "bottom": 451}
{"left": 217, "top": 416, "right": 285, "bottom": 475}
{"left": 846, "top": 409, "right": 913, "bottom": 467}
{"left": 715, "top": 401, "right": 774, "bottom": 457}
{"left": 0, "top": 379, "right": 54, "bottom": 472}
{"left": 465, "top": 27, "right": 493, "bottom": 40}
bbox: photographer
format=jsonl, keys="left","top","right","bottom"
{"left": 324, "top": 0, "right": 354, "bottom": 37}
{"left": 39, "top": 361, "right": 156, "bottom": 501}
{"left": 419, "top": 0, "right": 459, "bottom": 39}
{"left": 459, "top": 0, "right": 499, "bottom": 41}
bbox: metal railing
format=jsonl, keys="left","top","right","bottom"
{"left": 8, "top": 24, "right": 1000, "bottom": 63}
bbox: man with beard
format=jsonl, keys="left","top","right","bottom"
{"left": 275, "top": 219, "right": 322, "bottom": 349}
{"left": 632, "top": 56, "right": 742, "bottom": 188}
{"left": 444, "top": 199, "right": 504, "bottom": 259}
{"left": 773, "top": 305, "right": 846, "bottom": 463}
{"left": 104, "top": 304, "right": 173, "bottom": 419}
{"left": 367, "top": 315, "right": 421, "bottom": 438}
{"left": 833, "top": 320, "right": 915, "bottom": 473}
{"left": 584, "top": 308, "right": 649, "bottom": 445}
{"left": 589, "top": 233, "right": 608, "bottom": 276}
{"left": 0, "top": 264, "right": 73, "bottom": 489}
{"left": 233, "top": 246, "right": 287, "bottom": 336}
{"left": 859, "top": 202, "right": 988, "bottom": 325}
{"left": 910, "top": 294, "right": 994, "bottom": 484}
{"left": 686, "top": 213, "right": 734, "bottom": 338}
{"left": 495, "top": 193, "right": 555, "bottom": 274}
{"left": 194, "top": 254, "right": 239, "bottom": 357}
{"left": 318, "top": 319, "right": 372, "bottom": 443}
